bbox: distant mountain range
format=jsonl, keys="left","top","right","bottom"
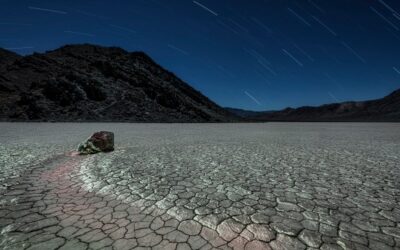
{"left": 0, "top": 44, "right": 237, "bottom": 122}
{"left": 226, "top": 89, "right": 400, "bottom": 122}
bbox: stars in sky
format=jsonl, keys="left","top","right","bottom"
{"left": 4, "top": 46, "right": 34, "bottom": 51}
{"left": 287, "top": 8, "right": 311, "bottom": 27}
{"left": 28, "top": 6, "right": 67, "bottom": 15}
{"left": 192, "top": 1, "right": 218, "bottom": 16}
{"left": 0, "top": 0, "right": 399, "bottom": 111}
{"left": 167, "top": 44, "right": 189, "bottom": 56}
{"left": 340, "top": 41, "right": 367, "bottom": 64}
{"left": 108, "top": 25, "right": 136, "bottom": 34}
{"left": 244, "top": 91, "right": 262, "bottom": 106}
{"left": 282, "top": 49, "right": 304, "bottom": 67}
{"left": 64, "top": 31, "right": 95, "bottom": 37}
{"left": 293, "top": 43, "right": 314, "bottom": 62}
{"left": 328, "top": 92, "right": 340, "bottom": 102}
{"left": 370, "top": 6, "right": 399, "bottom": 31}
{"left": 377, "top": 0, "right": 400, "bottom": 22}
{"left": 311, "top": 16, "right": 338, "bottom": 36}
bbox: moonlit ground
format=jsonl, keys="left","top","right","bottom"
{"left": 0, "top": 123, "right": 399, "bottom": 250}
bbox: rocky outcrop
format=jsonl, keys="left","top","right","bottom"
{"left": 0, "top": 44, "right": 237, "bottom": 122}
{"left": 0, "top": 48, "right": 20, "bottom": 69}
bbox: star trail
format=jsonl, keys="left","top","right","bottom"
{"left": 1, "top": 0, "right": 399, "bottom": 111}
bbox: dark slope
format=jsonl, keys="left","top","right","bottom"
{"left": 0, "top": 48, "right": 21, "bottom": 63}
{"left": 0, "top": 48, "right": 21, "bottom": 71}
{"left": 0, "top": 44, "right": 237, "bottom": 122}
{"left": 226, "top": 89, "right": 400, "bottom": 122}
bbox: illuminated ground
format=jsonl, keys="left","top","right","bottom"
{"left": 0, "top": 123, "right": 399, "bottom": 250}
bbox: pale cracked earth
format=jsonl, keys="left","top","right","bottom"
{"left": 0, "top": 123, "right": 399, "bottom": 250}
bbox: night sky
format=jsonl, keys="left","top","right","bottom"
{"left": 1, "top": 0, "right": 400, "bottom": 111}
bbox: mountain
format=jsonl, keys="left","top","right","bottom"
{"left": 226, "top": 89, "right": 400, "bottom": 122}
{"left": 0, "top": 48, "right": 21, "bottom": 70}
{"left": 0, "top": 44, "right": 238, "bottom": 122}
{"left": 224, "top": 107, "right": 269, "bottom": 118}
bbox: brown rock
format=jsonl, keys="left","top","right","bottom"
{"left": 78, "top": 131, "right": 114, "bottom": 154}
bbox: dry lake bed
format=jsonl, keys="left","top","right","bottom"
{"left": 0, "top": 123, "right": 399, "bottom": 250}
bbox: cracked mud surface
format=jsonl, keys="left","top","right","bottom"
{"left": 0, "top": 123, "right": 399, "bottom": 249}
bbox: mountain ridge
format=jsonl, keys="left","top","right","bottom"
{"left": 0, "top": 44, "right": 238, "bottom": 122}
{"left": 226, "top": 89, "right": 400, "bottom": 122}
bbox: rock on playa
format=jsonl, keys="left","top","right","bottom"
{"left": 78, "top": 131, "right": 114, "bottom": 154}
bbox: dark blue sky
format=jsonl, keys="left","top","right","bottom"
{"left": 1, "top": 0, "right": 400, "bottom": 111}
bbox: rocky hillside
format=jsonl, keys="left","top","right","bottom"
{"left": 227, "top": 89, "right": 400, "bottom": 122}
{"left": 0, "top": 44, "right": 237, "bottom": 122}
{"left": 0, "top": 49, "right": 20, "bottom": 71}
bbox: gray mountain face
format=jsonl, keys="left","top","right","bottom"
{"left": 0, "top": 44, "right": 237, "bottom": 122}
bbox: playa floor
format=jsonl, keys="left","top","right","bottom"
{"left": 0, "top": 123, "right": 399, "bottom": 250}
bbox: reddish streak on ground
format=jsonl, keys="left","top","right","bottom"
{"left": 66, "top": 151, "right": 81, "bottom": 157}
{"left": 40, "top": 155, "right": 102, "bottom": 226}
{"left": 37, "top": 154, "right": 272, "bottom": 249}
{"left": 40, "top": 156, "right": 80, "bottom": 182}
